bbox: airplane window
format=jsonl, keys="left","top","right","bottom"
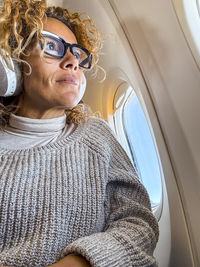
{"left": 172, "top": 0, "right": 200, "bottom": 69}
{"left": 122, "top": 92, "right": 162, "bottom": 207}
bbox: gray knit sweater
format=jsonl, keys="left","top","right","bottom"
{"left": 0, "top": 117, "right": 159, "bottom": 267}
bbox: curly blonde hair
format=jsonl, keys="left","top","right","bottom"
{"left": 0, "top": 0, "right": 102, "bottom": 126}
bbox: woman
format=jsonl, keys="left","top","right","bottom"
{"left": 0, "top": 1, "right": 159, "bottom": 266}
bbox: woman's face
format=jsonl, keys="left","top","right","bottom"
{"left": 20, "top": 17, "right": 85, "bottom": 119}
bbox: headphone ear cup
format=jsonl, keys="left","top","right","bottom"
{"left": 13, "top": 60, "right": 23, "bottom": 96}
{"left": 77, "top": 73, "right": 87, "bottom": 105}
{"left": 0, "top": 56, "right": 9, "bottom": 96}
{"left": 0, "top": 53, "right": 22, "bottom": 97}
{"left": 81, "top": 73, "right": 86, "bottom": 91}
{"left": 78, "top": 73, "right": 87, "bottom": 101}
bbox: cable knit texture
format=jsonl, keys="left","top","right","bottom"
{"left": 0, "top": 117, "right": 159, "bottom": 267}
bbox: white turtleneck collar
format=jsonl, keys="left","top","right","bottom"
{"left": 0, "top": 113, "right": 76, "bottom": 149}
{"left": 9, "top": 113, "right": 67, "bottom": 134}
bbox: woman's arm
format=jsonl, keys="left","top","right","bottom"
{"left": 0, "top": 255, "right": 91, "bottom": 267}
{"left": 60, "top": 120, "right": 159, "bottom": 267}
{"left": 47, "top": 255, "right": 91, "bottom": 267}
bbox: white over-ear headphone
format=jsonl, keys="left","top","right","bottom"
{"left": 80, "top": 73, "right": 86, "bottom": 98}
{"left": 0, "top": 52, "right": 22, "bottom": 97}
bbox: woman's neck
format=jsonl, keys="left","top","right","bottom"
{"left": 16, "top": 94, "right": 66, "bottom": 119}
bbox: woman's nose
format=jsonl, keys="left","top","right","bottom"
{"left": 60, "top": 52, "right": 79, "bottom": 71}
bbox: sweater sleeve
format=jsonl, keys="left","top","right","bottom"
{"left": 62, "top": 120, "right": 159, "bottom": 267}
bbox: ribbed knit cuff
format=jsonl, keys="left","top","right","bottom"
{"left": 62, "top": 232, "right": 132, "bottom": 267}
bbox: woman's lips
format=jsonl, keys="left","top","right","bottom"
{"left": 56, "top": 76, "right": 79, "bottom": 86}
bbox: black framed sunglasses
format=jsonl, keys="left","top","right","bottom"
{"left": 40, "top": 30, "right": 93, "bottom": 69}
